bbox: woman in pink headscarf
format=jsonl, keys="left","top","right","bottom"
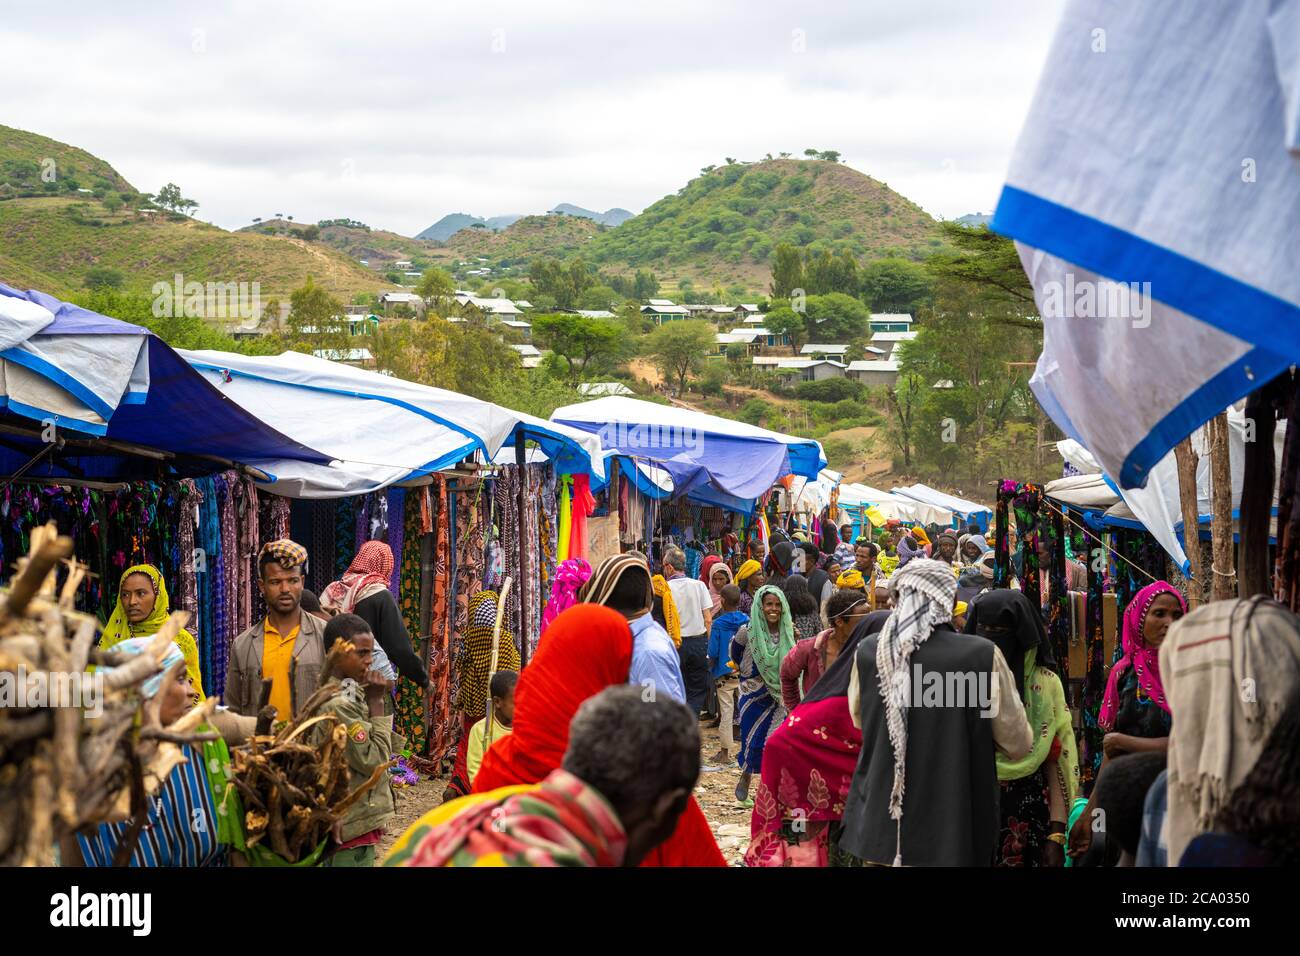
{"left": 1068, "top": 579, "right": 1185, "bottom": 859}
{"left": 323, "top": 540, "right": 428, "bottom": 691}
{"left": 540, "top": 558, "right": 592, "bottom": 638}
{"left": 703, "top": 559, "right": 734, "bottom": 615}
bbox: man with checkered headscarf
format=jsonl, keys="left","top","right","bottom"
{"left": 838, "top": 559, "right": 1033, "bottom": 866}
{"left": 225, "top": 539, "right": 330, "bottom": 720}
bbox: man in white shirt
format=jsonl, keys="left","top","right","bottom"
{"left": 663, "top": 547, "right": 713, "bottom": 718}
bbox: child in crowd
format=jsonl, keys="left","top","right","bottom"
{"left": 316, "top": 613, "right": 397, "bottom": 867}
{"left": 706, "top": 584, "right": 748, "bottom": 765}
{"left": 466, "top": 670, "right": 519, "bottom": 787}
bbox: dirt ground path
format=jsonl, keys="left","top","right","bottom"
{"left": 377, "top": 725, "right": 749, "bottom": 865}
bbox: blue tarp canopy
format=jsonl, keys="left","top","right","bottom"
{"left": 551, "top": 396, "right": 825, "bottom": 501}
{"left": 0, "top": 285, "right": 329, "bottom": 481}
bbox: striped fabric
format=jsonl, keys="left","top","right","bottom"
{"left": 77, "top": 743, "right": 223, "bottom": 867}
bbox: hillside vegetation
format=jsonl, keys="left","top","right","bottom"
{"left": 587, "top": 158, "right": 940, "bottom": 289}
{"left": 427, "top": 213, "right": 608, "bottom": 267}
{"left": 0, "top": 124, "right": 136, "bottom": 197}
{"left": 0, "top": 197, "right": 384, "bottom": 301}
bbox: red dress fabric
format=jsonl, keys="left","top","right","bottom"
{"left": 568, "top": 474, "right": 596, "bottom": 560}
{"left": 474, "top": 604, "right": 726, "bottom": 867}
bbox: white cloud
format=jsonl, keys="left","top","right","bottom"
{"left": 0, "top": 0, "right": 1064, "bottom": 233}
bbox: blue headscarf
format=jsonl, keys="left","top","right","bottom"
{"left": 109, "top": 636, "right": 186, "bottom": 698}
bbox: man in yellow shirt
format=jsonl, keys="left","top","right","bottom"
{"left": 465, "top": 670, "right": 518, "bottom": 786}
{"left": 225, "top": 539, "right": 327, "bottom": 720}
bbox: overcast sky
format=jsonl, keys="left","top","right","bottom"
{"left": 1, "top": 0, "right": 1065, "bottom": 235}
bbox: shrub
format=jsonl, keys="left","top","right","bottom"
{"left": 795, "top": 377, "right": 865, "bottom": 403}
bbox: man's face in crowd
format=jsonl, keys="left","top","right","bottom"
{"left": 335, "top": 631, "right": 375, "bottom": 682}
{"left": 854, "top": 544, "right": 876, "bottom": 573}
{"left": 261, "top": 562, "right": 304, "bottom": 615}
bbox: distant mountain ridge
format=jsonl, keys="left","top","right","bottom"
{"left": 417, "top": 203, "right": 631, "bottom": 241}
{"left": 548, "top": 203, "right": 633, "bottom": 227}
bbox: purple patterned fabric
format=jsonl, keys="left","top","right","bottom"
{"left": 386, "top": 487, "right": 405, "bottom": 596}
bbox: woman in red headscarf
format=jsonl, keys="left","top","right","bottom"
{"left": 474, "top": 603, "right": 726, "bottom": 866}
{"left": 323, "top": 540, "right": 429, "bottom": 691}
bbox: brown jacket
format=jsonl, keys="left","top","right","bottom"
{"left": 223, "top": 611, "right": 327, "bottom": 718}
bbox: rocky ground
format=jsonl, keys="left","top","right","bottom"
{"left": 377, "top": 720, "right": 750, "bottom": 866}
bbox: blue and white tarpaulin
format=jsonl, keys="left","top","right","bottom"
{"left": 0, "top": 285, "right": 328, "bottom": 479}
{"left": 551, "top": 395, "right": 826, "bottom": 501}
{"left": 993, "top": 0, "right": 1300, "bottom": 489}
{"left": 182, "top": 349, "right": 603, "bottom": 498}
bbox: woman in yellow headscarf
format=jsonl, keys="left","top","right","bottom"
{"left": 100, "top": 564, "right": 205, "bottom": 700}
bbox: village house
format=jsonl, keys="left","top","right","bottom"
{"left": 379, "top": 291, "right": 423, "bottom": 315}
{"left": 868, "top": 329, "right": 918, "bottom": 358}
{"left": 775, "top": 359, "right": 846, "bottom": 383}
{"left": 800, "top": 343, "right": 850, "bottom": 361}
{"left": 510, "top": 343, "right": 542, "bottom": 369}
{"left": 640, "top": 299, "right": 692, "bottom": 324}
{"left": 314, "top": 347, "right": 376, "bottom": 369}
{"left": 847, "top": 359, "right": 901, "bottom": 388}
{"left": 869, "top": 312, "right": 915, "bottom": 333}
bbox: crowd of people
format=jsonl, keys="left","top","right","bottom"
{"left": 56, "top": 518, "right": 1300, "bottom": 868}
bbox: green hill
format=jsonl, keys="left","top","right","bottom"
{"left": 427, "top": 213, "right": 608, "bottom": 267}
{"left": 0, "top": 124, "right": 136, "bottom": 198}
{"left": 240, "top": 218, "right": 438, "bottom": 269}
{"left": 0, "top": 125, "right": 385, "bottom": 304}
{"left": 0, "top": 197, "right": 384, "bottom": 302}
{"left": 587, "top": 158, "right": 940, "bottom": 289}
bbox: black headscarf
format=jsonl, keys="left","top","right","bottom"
{"left": 798, "top": 541, "right": 830, "bottom": 602}
{"left": 767, "top": 540, "right": 795, "bottom": 586}
{"left": 802, "top": 609, "right": 891, "bottom": 704}
{"left": 962, "top": 589, "right": 1057, "bottom": 703}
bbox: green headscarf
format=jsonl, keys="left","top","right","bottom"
{"left": 100, "top": 564, "right": 205, "bottom": 700}
{"left": 997, "top": 647, "right": 1080, "bottom": 804}
{"left": 747, "top": 585, "right": 796, "bottom": 700}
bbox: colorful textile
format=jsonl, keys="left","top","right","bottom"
{"left": 652, "top": 574, "right": 682, "bottom": 647}
{"left": 556, "top": 475, "right": 573, "bottom": 562}
{"left": 322, "top": 540, "right": 395, "bottom": 613}
{"left": 1099, "top": 581, "right": 1185, "bottom": 731}
{"left": 386, "top": 769, "right": 625, "bottom": 867}
{"left": 568, "top": 473, "right": 595, "bottom": 560}
{"left": 541, "top": 558, "right": 592, "bottom": 637}
{"left": 746, "top": 694, "right": 862, "bottom": 866}
{"left": 456, "top": 591, "right": 521, "bottom": 718}
{"left": 474, "top": 603, "right": 725, "bottom": 867}
{"left": 427, "top": 478, "right": 455, "bottom": 761}
{"left": 395, "top": 491, "right": 426, "bottom": 755}
{"left": 100, "top": 564, "right": 204, "bottom": 701}
{"left": 836, "top": 569, "right": 866, "bottom": 589}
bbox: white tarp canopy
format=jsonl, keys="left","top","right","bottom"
{"left": 182, "top": 349, "right": 604, "bottom": 498}
{"left": 1050, "top": 407, "right": 1286, "bottom": 573}
{"left": 891, "top": 483, "right": 992, "bottom": 523}
{"left": 837, "top": 483, "right": 954, "bottom": 527}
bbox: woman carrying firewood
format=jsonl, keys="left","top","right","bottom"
{"left": 60, "top": 638, "right": 254, "bottom": 867}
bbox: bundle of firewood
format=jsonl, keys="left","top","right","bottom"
{"left": 228, "top": 644, "right": 391, "bottom": 864}
{"left": 0, "top": 523, "right": 218, "bottom": 866}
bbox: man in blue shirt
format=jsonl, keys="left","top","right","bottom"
{"left": 582, "top": 552, "right": 685, "bottom": 704}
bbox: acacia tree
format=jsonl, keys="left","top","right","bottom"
{"left": 531, "top": 313, "right": 627, "bottom": 385}
{"left": 416, "top": 265, "right": 455, "bottom": 314}
{"left": 645, "top": 319, "right": 714, "bottom": 394}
